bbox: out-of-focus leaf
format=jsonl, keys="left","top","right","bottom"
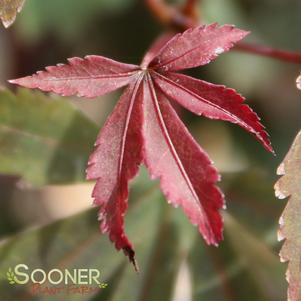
{"left": 0, "top": 0, "right": 25, "bottom": 28}
{"left": 275, "top": 130, "right": 301, "bottom": 301}
{"left": 224, "top": 170, "right": 283, "bottom": 239}
{"left": 297, "top": 74, "right": 301, "bottom": 90}
{"left": 224, "top": 214, "right": 285, "bottom": 300}
{"left": 0, "top": 88, "right": 98, "bottom": 185}
{"left": 0, "top": 170, "right": 285, "bottom": 301}
{"left": 17, "top": 0, "right": 135, "bottom": 42}
{"left": 0, "top": 171, "right": 177, "bottom": 301}
{"left": 188, "top": 170, "right": 286, "bottom": 301}
{"left": 202, "top": 0, "right": 246, "bottom": 27}
{"left": 189, "top": 214, "right": 285, "bottom": 301}
{"left": 0, "top": 175, "right": 20, "bottom": 237}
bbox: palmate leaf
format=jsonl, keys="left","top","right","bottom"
{"left": 0, "top": 0, "right": 25, "bottom": 28}
{"left": 275, "top": 130, "right": 301, "bottom": 301}
{"left": 0, "top": 88, "right": 98, "bottom": 185}
{"left": 0, "top": 171, "right": 285, "bottom": 301}
{"left": 10, "top": 24, "right": 273, "bottom": 267}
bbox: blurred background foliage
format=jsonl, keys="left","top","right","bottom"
{"left": 0, "top": 0, "right": 300, "bottom": 300}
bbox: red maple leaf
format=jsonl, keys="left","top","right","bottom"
{"left": 10, "top": 24, "right": 273, "bottom": 270}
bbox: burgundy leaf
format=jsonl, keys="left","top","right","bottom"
{"left": 152, "top": 71, "right": 272, "bottom": 152}
{"left": 86, "top": 77, "right": 144, "bottom": 270}
{"left": 148, "top": 24, "right": 249, "bottom": 72}
{"left": 9, "top": 55, "right": 139, "bottom": 98}
{"left": 143, "top": 75, "right": 224, "bottom": 245}
{"left": 10, "top": 23, "right": 273, "bottom": 269}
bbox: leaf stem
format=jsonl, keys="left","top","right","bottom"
{"left": 145, "top": 0, "right": 196, "bottom": 30}
{"left": 181, "top": 0, "right": 200, "bottom": 23}
{"left": 145, "top": 0, "right": 301, "bottom": 65}
{"left": 235, "top": 42, "right": 301, "bottom": 64}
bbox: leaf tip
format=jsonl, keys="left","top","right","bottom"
{"left": 276, "top": 162, "right": 285, "bottom": 176}
{"left": 8, "top": 77, "right": 30, "bottom": 88}
{"left": 8, "top": 79, "right": 17, "bottom": 84}
{"left": 2, "top": 21, "right": 12, "bottom": 28}
{"left": 275, "top": 188, "right": 287, "bottom": 200}
{"left": 260, "top": 137, "right": 274, "bottom": 154}
{"left": 123, "top": 246, "right": 139, "bottom": 273}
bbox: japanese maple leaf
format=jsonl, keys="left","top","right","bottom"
{"left": 9, "top": 24, "right": 273, "bottom": 270}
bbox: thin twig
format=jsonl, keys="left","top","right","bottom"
{"left": 181, "top": 0, "right": 200, "bottom": 22}
{"left": 145, "top": 0, "right": 172, "bottom": 26}
{"left": 235, "top": 42, "right": 301, "bottom": 64}
{"left": 145, "top": 0, "right": 196, "bottom": 30}
{"left": 145, "top": 0, "right": 301, "bottom": 65}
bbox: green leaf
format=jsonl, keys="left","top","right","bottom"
{"left": 0, "top": 88, "right": 98, "bottom": 185}
{"left": 0, "top": 0, "right": 25, "bottom": 28}
{"left": 17, "top": 0, "right": 135, "bottom": 42}
{"left": 0, "top": 170, "right": 162, "bottom": 300}
{"left": 0, "top": 170, "right": 286, "bottom": 300}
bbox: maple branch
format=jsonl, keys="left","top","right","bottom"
{"left": 145, "top": 0, "right": 196, "bottom": 30}
{"left": 181, "top": 0, "right": 200, "bottom": 22}
{"left": 235, "top": 42, "right": 301, "bottom": 64}
{"left": 145, "top": 0, "right": 301, "bottom": 65}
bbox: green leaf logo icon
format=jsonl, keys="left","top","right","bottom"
{"left": 99, "top": 283, "right": 108, "bottom": 289}
{"left": 6, "top": 268, "right": 16, "bottom": 285}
